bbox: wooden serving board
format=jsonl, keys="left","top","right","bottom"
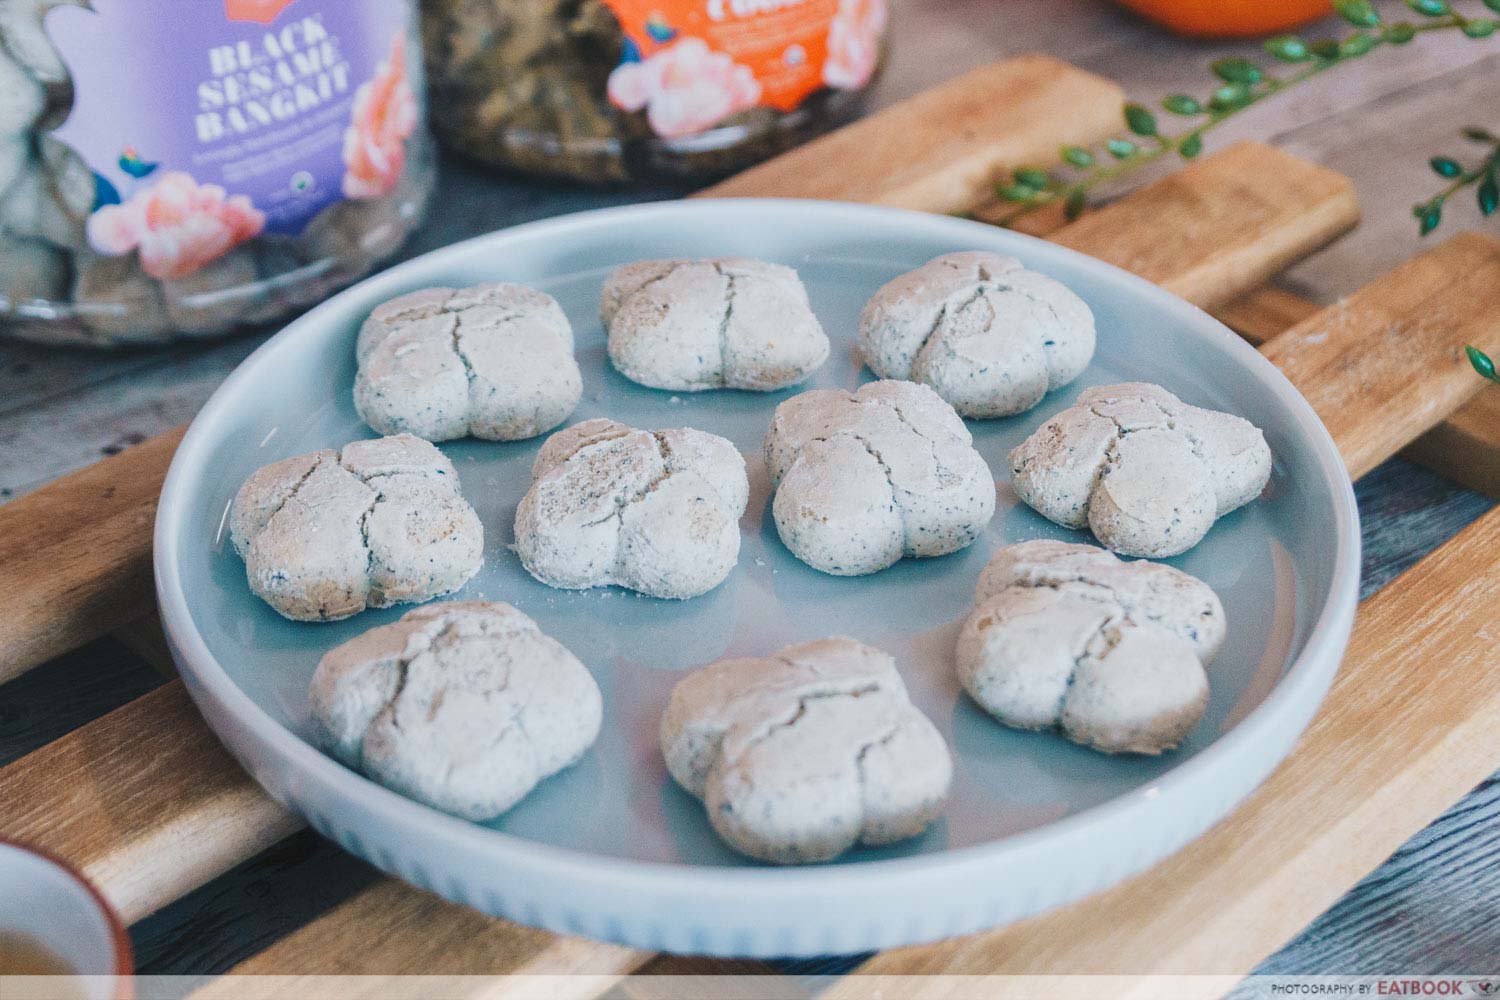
{"left": 3, "top": 54, "right": 1499, "bottom": 995}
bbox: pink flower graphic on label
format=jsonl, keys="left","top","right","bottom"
{"left": 86, "top": 171, "right": 265, "bottom": 281}
{"left": 341, "top": 32, "right": 418, "bottom": 200}
{"left": 822, "top": 0, "right": 887, "bottom": 90}
{"left": 607, "top": 38, "right": 762, "bottom": 140}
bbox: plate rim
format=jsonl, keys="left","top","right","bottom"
{"left": 154, "top": 198, "right": 1361, "bottom": 937}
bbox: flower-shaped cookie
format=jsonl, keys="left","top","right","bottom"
{"left": 514, "top": 419, "right": 749, "bottom": 600}
{"left": 661, "top": 637, "right": 952, "bottom": 864}
{"left": 763, "top": 379, "right": 996, "bottom": 575}
{"left": 858, "top": 251, "right": 1095, "bottom": 418}
{"left": 311, "top": 601, "right": 602, "bottom": 820}
{"left": 230, "top": 434, "right": 483, "bottom": 621}
{"left": 955, "top": 540, "right": 1225, "bottom": 754}
{"left": 1010, "top": 382, "right": 1272, "bottom": 557}
{"left": 601, "top": 257, "right": 829, "bottom": 392}
{"left": 354, "top": 282, "right": 582, "bottom": 442}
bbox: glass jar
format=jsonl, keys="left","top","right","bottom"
{"left": 0, "top": 0, "right": 434, "bottom": 347}
{"left": 421, "top": 0, "right": 890, "bottom": 185}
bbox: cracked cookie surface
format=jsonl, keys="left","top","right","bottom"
{"left": 1010, "top": 382, "right": 1272, "bottom": 557}
{"left": 859, "top": 251, "right": 1095, "bottom": 418}
{"left": 354, "top": 283, "right": 582, "bottom": 442}
{"left": 229, "top": 434, "right": 483, "bottom": 621}
{"left": 601, "top": 257, "right": 829, "bottom": 392}
{"left": 661, "top": 637, "right": 952, "bottom": 864}
{"left": 956, "top": 539, "right": 1225, "bottom": 754}
{"left": 514, "top": 418, "right": 749, "bottom": 599}
{"left": 763, "top": 379, "right": 996, "bottom": 576}
{"left": 311, "top": 601, "right": 603, "bottom": 820}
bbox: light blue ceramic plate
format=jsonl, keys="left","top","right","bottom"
{"left": 156, "top": 200, "right": 1359, "bottom": 957}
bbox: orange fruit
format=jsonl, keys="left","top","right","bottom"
{"left": 1112, "top": 0, "right": 1334, "bottom": 38}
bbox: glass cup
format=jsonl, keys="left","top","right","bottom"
{"left": 0, "top": 839, "right": 132, "bottom": 1000}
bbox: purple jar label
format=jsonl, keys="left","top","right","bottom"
{"left": 46, "top": 0, "right": 416, "bottom": 280}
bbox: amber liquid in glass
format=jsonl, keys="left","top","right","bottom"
{"left": 0, "top": 932, "right": 86, "bottom": 999}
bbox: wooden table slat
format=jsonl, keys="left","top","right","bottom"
{"left": 1260, "top": 232, "right": 1500, "bottom": 480}
{"left": 1046, "top": 140, "right": 1359, "bottom": 311}
{"left": 0, "top": 682, "right": 299, "bottom": 925}
{"left": 699, "top": 55, "right": 1123, "bottom": 213}
{"left": 0, "top": 426, "right": 186, "bottom": 684}
{"left": 1403, "top": 392, "right": 1500, "bottom": 498}
{"left": 189, "top": 879, "right": 648, "bottom": 992}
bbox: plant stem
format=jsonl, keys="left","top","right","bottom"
{"left": 1415, "top": 137, "right": 1500, "bottom": 233}
{"left": 991, "top": 7, "right": 1496, "bottom": 228}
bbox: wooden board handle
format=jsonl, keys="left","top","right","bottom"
{"left": 1260, "top": 231, "right": 1500, "bottom": 480}
{"left": 700, "top": 55, "right": 1124, "bottom": 213}
{"left": 1049, "top": 140, "right": 1358, "bottom": 310}
{"left": 0, "top": 682, "right": 299, "bottom": 924}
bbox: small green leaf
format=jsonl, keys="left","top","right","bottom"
{"left": 1466, "top": 345, "right": 1499, "bottom": 382}
{"left": 1386, "top": 21, "right": 1417, "bottom": 41}
{"left": 1339, "top": 33, "right": 1377, "bottom": 56}
{"left": 1107, "top": 138, "right": 1137, "bottom": 159}
{"left": 1265, "top": 35, "right": 1310, "bottom": 61}
{"left": 1162, "top": 94, "right": 1203, "bottom": 116}
{"left": 1124, "top": 103, "right": 1158, "bottom": 137}
{"left": 1480, "top": 175, "right": 1499, "bottom": 216}
{"left": 1430, "top": 156, "right": 1463, "bottom": 177}
{"left": 1405, "top": 0, "right": 1450, "bottom": 15}
{"left": 1064, "top": 188, "right": 1087, "bottom": 221}
{"left": 1014, "top": 167, "right": 1052, "bottom": 189}
{"left": 1209, "top": 84, "right": 1252, "bottom": 111}
{"left": 1419, "top": 202, "right": 1443, "bottom": 235}
{"left": 1335, "top": 0, "right": 1381, "bottom": 25}
{"left": 1462, "top": 18, "right": 1497, "bottom": 36}
{"left": 1178, "top": 133, "right": 1203, "bottom": 159}
{"left": 1462, "top": 126, "right": 1498, "bottom": 143}
{"left": 1211, "top": 57, "right": 1263, "bottom": 84}
{"left": 1309, "top": 38, "right": 1342, "bottom": 59}
{"left": 998, "top": 184, "right": 1037, "bottom": 203}
{"left": 1061, "top": 145, "right": 1095, "bottom": 168}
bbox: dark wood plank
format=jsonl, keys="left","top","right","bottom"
{"left": 0, "top": 637, "right": 165, "bottom": 768}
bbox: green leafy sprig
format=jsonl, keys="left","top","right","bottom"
{"left": 992, "top": 0, "right": 1500, "bottom": 227}
{"left": 1413, "top": 128, "right": 1500, "bottom": 234}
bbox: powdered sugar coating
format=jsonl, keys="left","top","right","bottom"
{"left": 354, "top": 282, "right": 582, "bottom": 442}
{"left": 859, "top": 251, "right": 1095, "bottom": 418}
{"left": 1009, "top": 382, "right": 1272, "bottom": 557}
{"left": 602, "top": 257, "right": 829, "bottom": 392}
{"left": 229, "top": 434, "right": 482, "bottom": 621}
{"left": 661, "top": 636, "right": 952, "bottom": 864}
{"left": 956, "top": 539, "right": 1225, "bottom": 754}
{"left": 311, "top": 601, "right": 602, "bottom": 820}
{"left": 763, "top": 379, "right": 996, "bottom": 575}
{"left": 514, "top": 418, "right": 749, "bottom": 600}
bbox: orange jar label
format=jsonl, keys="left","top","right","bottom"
{"left": 603, "top": 0, "right": 886, "bottom": 138}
